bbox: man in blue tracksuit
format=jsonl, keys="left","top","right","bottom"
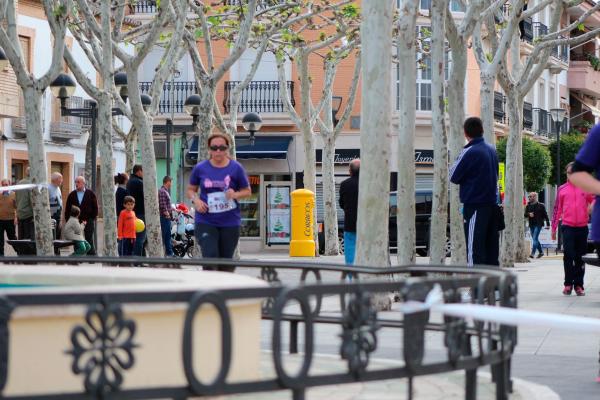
{"left": 450, "top": 117, "right": 500, "bottom": 267}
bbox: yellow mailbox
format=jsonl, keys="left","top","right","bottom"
{"left": 289, "top": 189, "right": 316, "bottom": 257}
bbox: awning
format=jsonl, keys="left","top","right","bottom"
{"left": 235, "top": 136, "right": 292, "bottom": 159}
{"left": 186, "top": 135, "right": 292, "bottom": 162}
{"left": 571, "top": 93, "right": 600, "bottom": 118}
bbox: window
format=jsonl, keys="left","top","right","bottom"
{"left": 396, "top": 26, "right": 450, "bottom": 112}
{"left": 410, "top": 0, "right": 464, "bottom": 12}
{"left": 18, "top": 36, "right": 31, "bottom": 116}
{"left": 538, "top": 80, "right": 546, "bottom": 110}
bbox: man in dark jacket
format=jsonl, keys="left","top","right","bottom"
{"left": 525, "top": 192, "right": 550, "bottom": 258}
{"left": 339, "top": 159, "right": 360, "bottom": 265}
{"left": 65, "top": 176, "right": 98, "bottom": 255}
{"left": 450, "top": 117, "right": 500, "bottom": 267}
{"left": 127, "top": 165, "right": 145, "bottom": 256}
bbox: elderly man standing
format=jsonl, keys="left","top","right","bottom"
{"left": 48, "top": 172, "right": 63, "bottom": 242}
{"left": 15, "top": 167, "right": 34, "bottom": 240}
{"left": 65, "top": 176, "right": 99, "bottom": 255}
{"left": 0, "top": 179, "right": 17, "bottom": 256}
{"left": 159, "top": 176, "right": 174, "bottom": 257}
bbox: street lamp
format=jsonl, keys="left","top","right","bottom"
{"left": 150, "top": 93, "right": 199, "bottom": 199}
{"left": 0, "top": 47, "right": 9, "bottom": 70}
{"left": 332, "top": 95, "right": 343, "bottom": 125}
{"left": 50, "top": 72, "right": 132, "bottom": 193}
{"left": 549, "top": 108, "right": 567, "bottom": 189}
{"left": 241, "top": 112, "right": 262, "bottom": 146}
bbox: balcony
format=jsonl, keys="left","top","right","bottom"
{"left": 223, "top": 81, "right": 295, "bottom": 114}
{"left": 131, "top": 1, "right": 157, "bottom": 13}
{"left": 520, "top": 18, "right": 533, "bottom": 44}
{"left": 523, "top": 102, "right": 533, "bottom": 131}
{"left": 532, "top": 108, "right": 550, "bottom": 137}
{"left": 50, "top": 121, "right": 84, "bottom": 141}
{"left": 11, "top": 116, "right": 27, "bottom": 138}
{"left": 139, "top": 81, "right": 198, "bottom": 115}
{"left": 568, "top": 54, "right": 600, "bottom": 98}
{"left": 494, "top": 91, "right": 506, "bottom": 123}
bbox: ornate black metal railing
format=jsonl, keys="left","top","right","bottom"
{"left": 223, "top": 80, "right": 295, "bottom": 113}
{"left": 523, "top": 101, "right": 533, "bottom": 130}
{"left": 138, "top": 81, "right": 198, "bottom": 114}
{"left": 494, "top": 91, "right": 506, "bottom": 123}
{"left": 533, "top": 21, "right": 548, "bottom": 39}
{"left": 0, "top": 257, "right": 517, "bottom": 400}
{"left": 533, "top": 107, "right": 550, "bottom": 137}
{"left": 132, "top": 0, "right": 157, "bottom": 13}
{"left": 520, "top": 17, "right": 533, "bottom": 43}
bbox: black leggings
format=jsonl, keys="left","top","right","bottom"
{"left": 194, "top": 223, "right": 240, "bottom": 272}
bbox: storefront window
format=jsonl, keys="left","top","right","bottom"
{"left": 240, "top": 175, "right": 260, "bottom": 237}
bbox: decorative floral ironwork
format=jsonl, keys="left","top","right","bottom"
{"left": 67, "top": 300, "right": 137, "bottom": 396}
{"left": 339, "top": 290, "right": 379, "bottom": 377}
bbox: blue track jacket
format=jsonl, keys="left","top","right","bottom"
{"left": 449, "top": 137, "right": 499, "bottom": 206}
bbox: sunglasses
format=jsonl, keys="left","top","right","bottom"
{"left": 209, "top": 145, "right": 228, "bottom": 152}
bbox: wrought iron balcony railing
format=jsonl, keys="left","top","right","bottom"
{"left": 223, "top": 80, "right": 295, "bottom": 114}
{"left": 533, "top": 22, "right": 548, "bottom": 39}
{"left": 523, "top": 101, "right": 533, "bottom": 130}
{"left": 132, "top": 0, "right": 157, "bottom": 13}
{"left": 494, "top": 91, "right": 506, "bottom": 123}
{"left": 139, "top": 81, "right": 198, "bottom": 115}
{"left": 533, "top": 108, "right": 550, "bottom": 137}
{"left": 520, "top": 18, "right": 533, "bottom": 43}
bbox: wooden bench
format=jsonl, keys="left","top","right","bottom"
{"left": 7, "top": 240, "right": 75, "bottom": 256}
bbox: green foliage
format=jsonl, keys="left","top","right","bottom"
{"left": 53, "top": 4, "right": 67, "bottom": 17}
{"left": 586, "top": 53, "right": 600, "bottom": 71}
{"left": 341, "top": 4, "right": 359, "bottom": 18}
{"left": 496, "top": 137, "right": 552, "bottom": 192}
{"left": 548, "top": 133, "right": 586, "bottom": 185}
{"left": 577, "top": 22, "right": 585, "bottom": 32}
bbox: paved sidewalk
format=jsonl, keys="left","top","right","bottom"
{"left": 227, "top": 353, "right": 557, "bottom": 400}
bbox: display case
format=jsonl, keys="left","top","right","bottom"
{"left": 240, "top": 176, "right": 260, "bottom": 237}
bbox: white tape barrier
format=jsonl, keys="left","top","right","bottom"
{"left": 0, "top": 183, "right": 46, "bottom": 193}
{"left": 400, "top": 284, "right": 600, "bottom": 333}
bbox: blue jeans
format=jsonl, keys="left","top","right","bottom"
{"left": 119, "top": 238, "right": 135, "bottom": 256}
{"left": 160, "top": 216, "right": 174, "bottom": 256}
{"left": 530, "top": 225, "right": 543, "bottom": 255}
{"left": 134, "top": 214, "right": 146, "bottom": 256}
{"left": 344, "top": 231, "right": 357, "bottom": 265}
{"left": 194, "top": 223, "right": 240, "bottom": 272}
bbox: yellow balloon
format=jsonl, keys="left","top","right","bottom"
{"left": 134, "top": 218, "right": 145, "bottom": 233}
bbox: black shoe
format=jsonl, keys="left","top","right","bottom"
{"left": 537, "top": 253, "right": 543, "bottom": 258}
{"left": 529, "top": 254, "right": 535, "bottom": 258}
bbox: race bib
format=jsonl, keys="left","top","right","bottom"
{"left": 207, "top": 191, "right": 236, "bottom": 213}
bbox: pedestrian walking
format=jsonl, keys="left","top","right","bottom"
{"left": 63, "top": 206, "right": 91, "bottom": 255}
{"left": 187, "top": 133, "right": 251, "bottom": 272}
{"left": 117, "top": 196, "right": 137, "bottom": 256}
{"left": 65, "top": 176, "right": 98, "bottom": 255}
{"left": 450, "top": 117, "right": 501, "bottom": 267}
{"left": 48, "top": 172, "right": 63, "bottom": 245}
{"left": 15, "top": 167, "right": 34, "bottom": 240}
{"left": 0, "top": 179, "right": 17, "bottom": 256}
{"left": 127, "top": 165, "right": 146, "bottom": 256}
{"left": 339, "top": 159, "right": 360, "bottom": 265}
{"left": 159, "top": 176, "right": 174, "bottom": 257}
{"left": 552, "top": 162, "right": 594, "bottom": 296}
{"left": 114, "top": 173, "right": 129, "bottom": 217}
{"left": 525, "top": 192, "right": 550, "bottom": 259}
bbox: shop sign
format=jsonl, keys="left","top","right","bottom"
{"left": 315, "top": 149, "right": 434, "bottom": 165}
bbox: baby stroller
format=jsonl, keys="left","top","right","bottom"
{"left": 171, "top": 203, "right": 195, "bottom": 258}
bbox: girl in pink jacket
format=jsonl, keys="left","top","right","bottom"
{"left": 552, "top": 162, "right": 594, "bottom": 296}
